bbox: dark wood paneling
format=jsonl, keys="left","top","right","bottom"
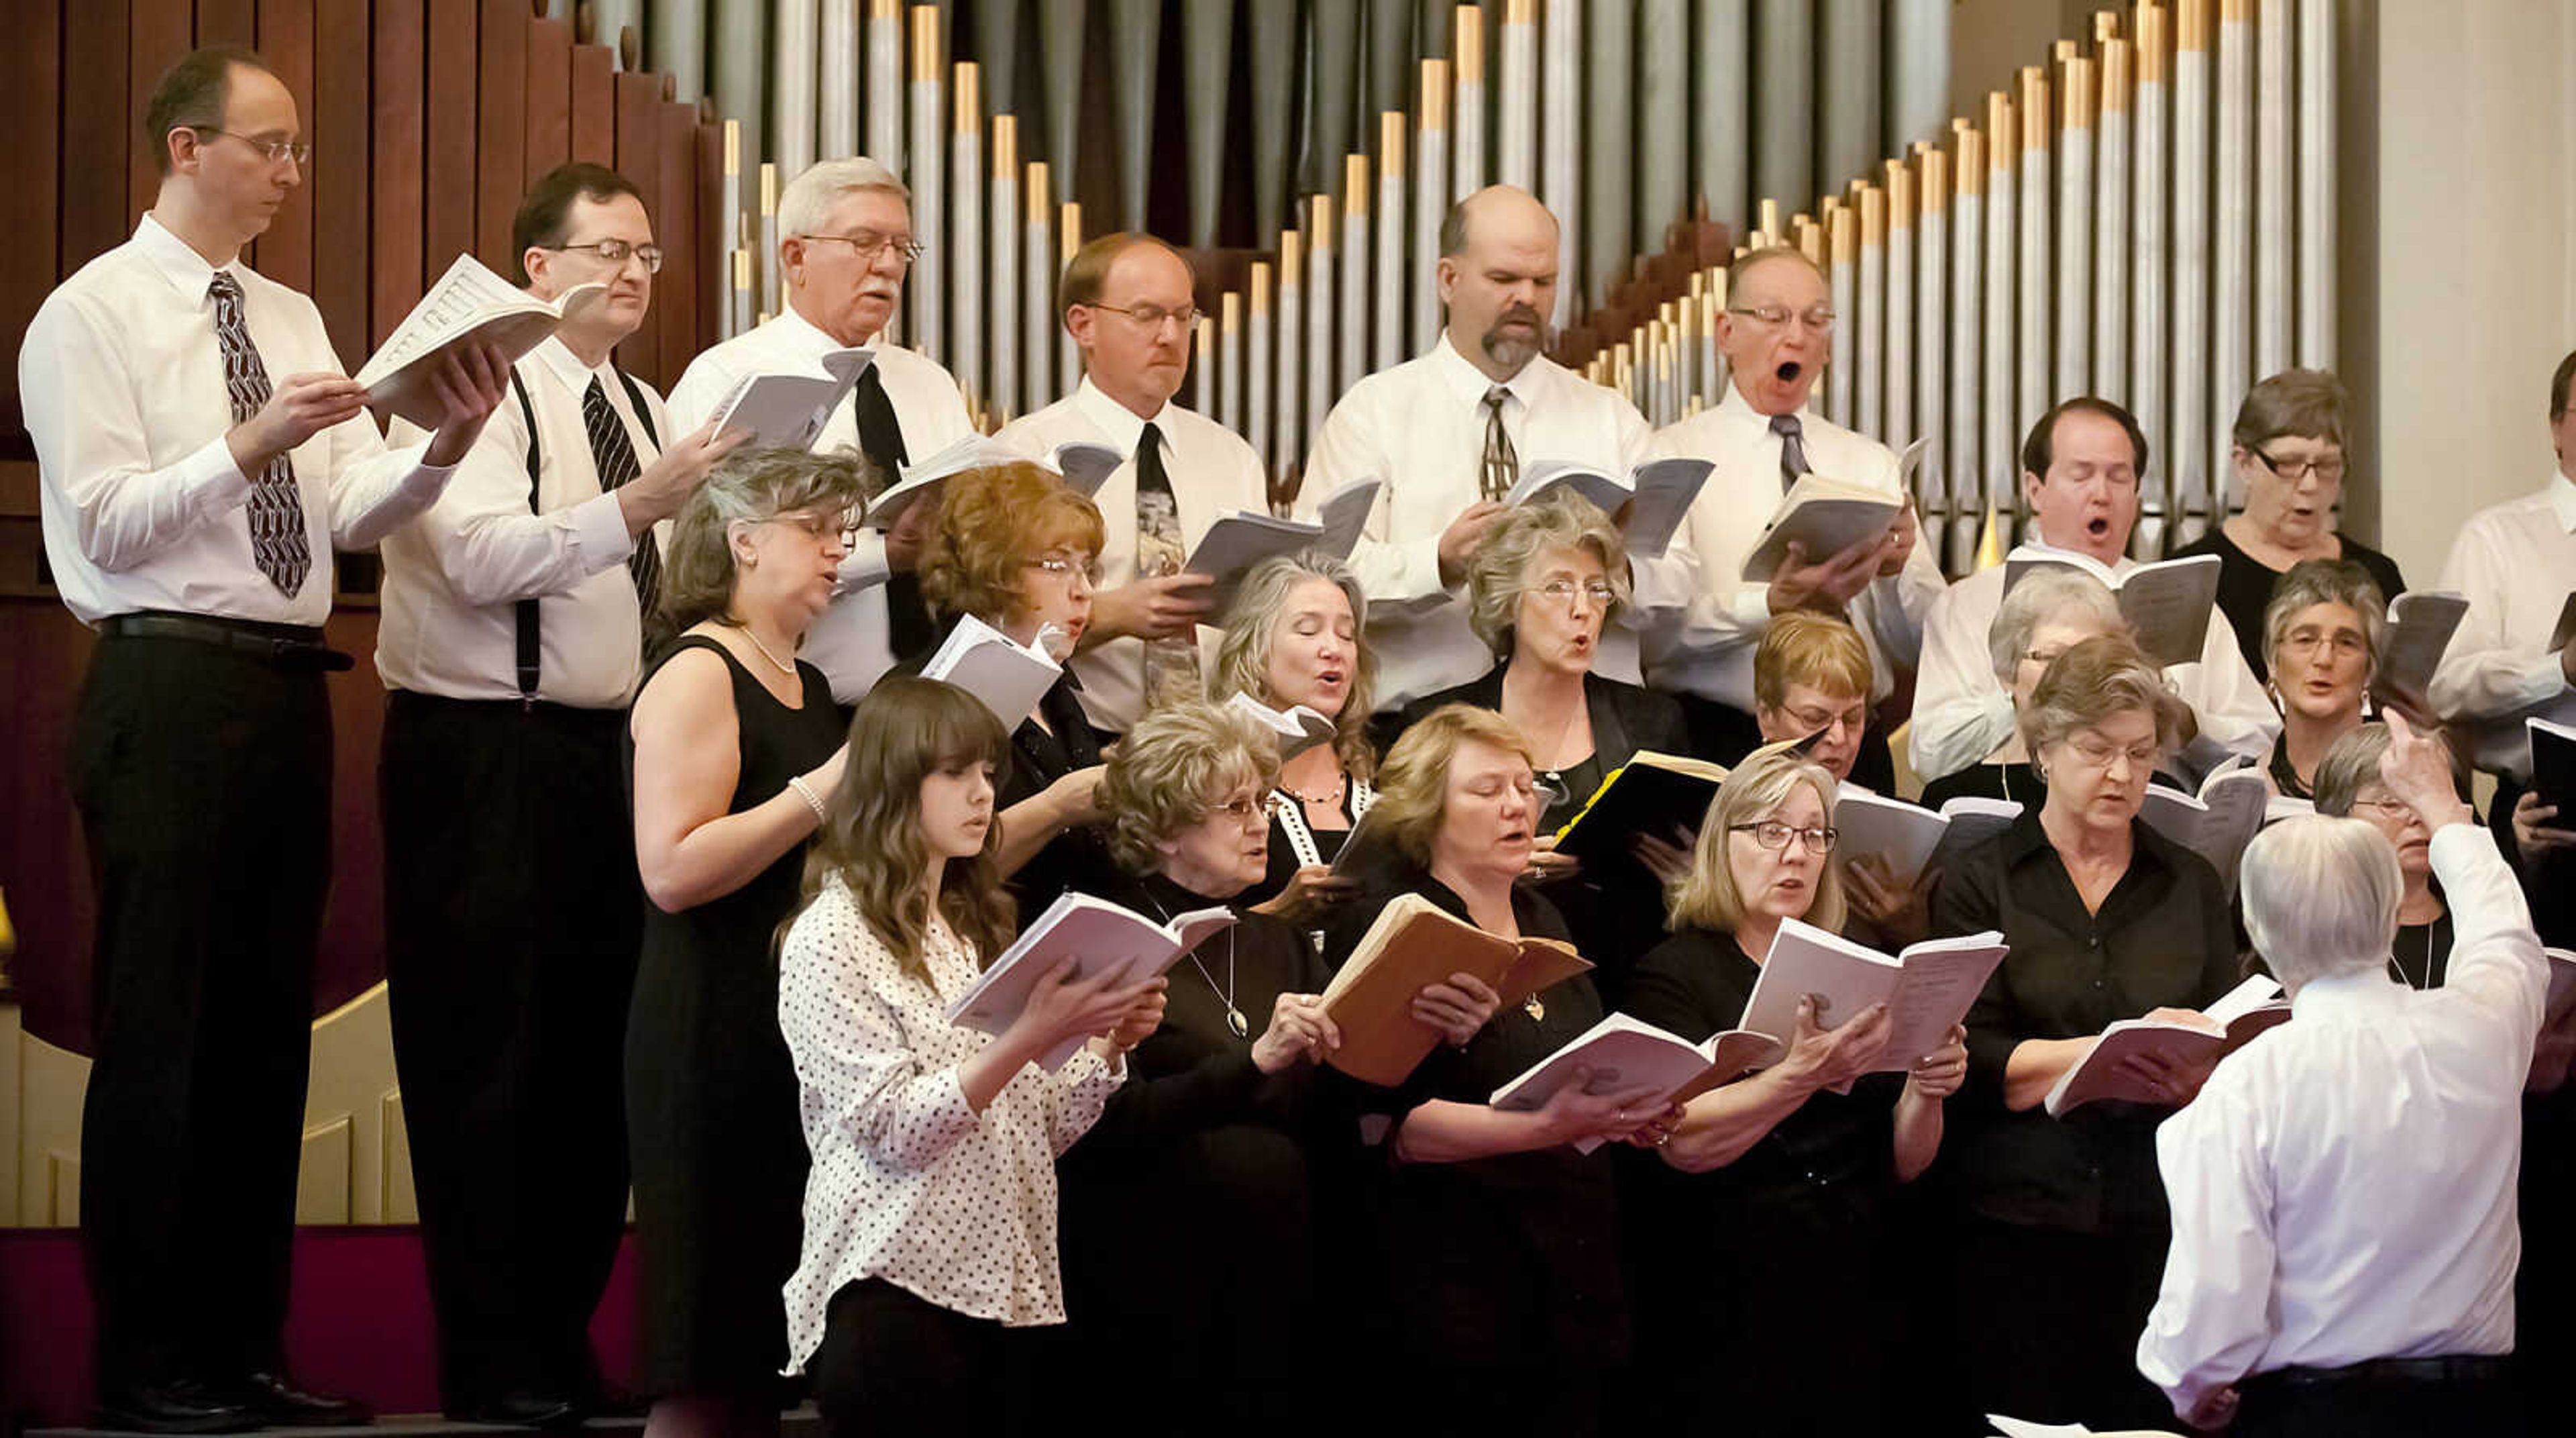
{"left": 60, "top": 0, "right": 133, "bottom": 273}
{"left": 472, "top": 0, "right": 525, "bottom": 270}
{"left": 422, "top": 0, "right": 478, "bottom": 276}
{"left": 309, "top": 0, "right": 371, "bottom": 362}
{"left": 0, "top": 0, "right": 63, "bottom": 449}
{"left": 653, "top": 99, "right": 696, "bottom": 395}
{"left": 125, "top": 0, "right": 193, "bottom": 220}
{"left": 610, "top": 69, "right": 661, "bottom": 381}
{"left": 252, "top": 0, "right": 315, "bottom": 289}
{"left": 369, "top": 0, "right": 425, "bottom": 348}
{"left": 195, "top": 0, "right": 258, "bottom": 43}
{"left": 523, "top": 16, "right": 571, "bottom": 185}
{"left": 568, "top": 41, "right": 613, "bottom": 165}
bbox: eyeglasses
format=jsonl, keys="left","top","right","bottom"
{"left": 1026, "top": 550, "right": 1103, "bottom": 584}
{"left": 1464, "top": 774, "right": 1564, "bottom": 807}
{"left": 544, "top": 238, "right": 665, "bottom": 273}
{"left": 1780, "top": 705, "right": 1866, "bottom": 737}
{"left": 799, "top": 232, "right": 926, "bottom": 266}
{"left": 772, "top": 510, "right": 860, "bottom": 549}
{"left": 1535, "top": 577, "right": 1617, "bottom": 609}
{"left": 2020, "top": 648, "right": 2073, "bottom": 669}
{"left": 1727, "top": 303, "right": 1837, "bottom": 333}
{"left": 2350, "top": 796, "right": 2417, "bottom": 821}
{"left": 2279, "top": 629, "right": 2369, "bottom": 662}
{"left": 191, "top": 127, "right": 311, "bottom": 166}
{"left": 1202, "top": 794, "right": 1267, "bottom": 826}
{"left": 2063, "top": 736, "right": 2162, "bottom": 772}
{"left": 1730, "top": 821, "right": 1839, "bottom": 854}
{"left": 2251, "top": 448, "right": 2346, "bottom": 483}
{"left": 1085, "top": 301, "right": 1203, "bottom": 333}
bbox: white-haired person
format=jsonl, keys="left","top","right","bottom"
{"left": 1916, "top": 566, "right": 2130, "bottom": 811}
{"left": 2137, "top": 715, "right": 2544, "bottom": 1438}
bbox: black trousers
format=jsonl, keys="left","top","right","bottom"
{"left": 71, "top": 634, "right": 333, "bottom": 1392}
{"left": 1953, "top": 1216, "right": 2175, "bottom": 1434}
{"left": 380, "top": 692, "right": 641, "bottom": 1409}
{"left": 2237, "top": 1359, "right": 2524, "bottom": 1438}
{"left": 810, "top": 1280, "right": 1039, "bottom": 1438}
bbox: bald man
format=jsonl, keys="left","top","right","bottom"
{"left": 1646, "top": 246, "right": 1945, "bottom": 736}
{"left": 1295, "top": 185, "right": 1695, "bottom": 711}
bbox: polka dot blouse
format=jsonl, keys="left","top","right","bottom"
{"left": 777, "top": 872, "right": 1124, "bottom": 1371}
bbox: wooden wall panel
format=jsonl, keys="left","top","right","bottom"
{"left": 60, "top": 0, "right": 133, "bottom": 274}
{"left": 195, "top": 0, "right": 258, "bottom": 42}
{"left": 472, "top": 0, "right": 526, "bottom": 270}
{"left": 126, "top": 0, "right": 193, "bottom": 221}
{"left": 422, "top": 0, "right": 477, "bottom": 281}
{"left": 369, "top": 0, "right": 425, "bottom": 348}
{"left": 0, "top": 0, "right": 64, "bottom": 448}
{"left": 309, "top": 0, "right": 371, "bottom": 363}
{"left": 524, "top": 17, "right": 572, "bottom": 185}
{"left": 655, "top": 100, "right": 696, "bottom": 395}
{"left": 569, "top": 42, "right": 614, "bottom": 165}
{"left": 610, "top": 70, "right": 662, "bottom": 381}
{"left": 252, "top": 0, "right": 316, "bottom": 291}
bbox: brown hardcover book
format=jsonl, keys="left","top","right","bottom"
{"left": 1320, "top": 893, "right": 1595, "bottom": 1086}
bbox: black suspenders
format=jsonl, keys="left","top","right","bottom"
{"left": 511, "top": 366, "right": 663, "bottom": 707}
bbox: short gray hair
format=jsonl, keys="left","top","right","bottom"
{"left": 1988, "top": 566, "right": 2125, "bottom": 686}
{"left": 1463, "top": 493, "right": 1630, "bottom": 654}
{"left": 2311, "top": 724, "right": 2395, "bottom": 817}
{"left": 1093, "top": 699, "right": 1279, "bottom": 875}
{"left": 778, "top": 156, "right": 910, "bottom": 240}
{"left": 2241, "top": 815, "right": 2402, "bottom": 990}
{"left": 2261, "top": 558, "right": 2386, "bottom": 680}
{"left": 2019, "top": 634, "right": 2190, "bottom": 757}
{"left": 1208, "top": 552, "right": 1377, "bottom": 782}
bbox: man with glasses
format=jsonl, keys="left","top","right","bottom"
{"left": 1911, "top": 398, "right": 2277, "bottom": 785}
{"left": 1298, "top": 184, "right": 1693, "bottom": 712}
{"left": 994, "top": 232, "right": 1268, "bottom": 731}
{"left": 371, "top": 162, "right": 747, "bottom": 1427}
{"left": 18, "top": 45, "right": 511, "bottom": 1431}
{"left": 669, "top": 156, "right": 973, "bottom": 701}
{"left": 1649, "top": 244, "right": 1944, "bottom": 780}
{"left": 2171, "top": 369, "right": 2408, "bottom": 680}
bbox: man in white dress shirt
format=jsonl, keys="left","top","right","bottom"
{"left": 17, "top": 47, "right": 508, "bottom": 1432}
{"left": 1910, "top": 398, "right": 2277, "bottom": 782}
{"left": 373, "top": 164, "right": 743, "bottom": 1427}
{"left": 2137, "top": 716, "right": 2542, "bottom": 1437}
{"left": 667, "top": 156, "right": 973, "bottom": 701}
{"left": 1296, "top": 185, "right": 1690, "bottom": 712}
{"left": 994, "top": 232, "right": 1269, "bottom": 732}
{"left": 1647, "top": 245, "right": 1945, "bottom": 770}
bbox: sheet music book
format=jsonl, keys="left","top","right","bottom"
{"left": 1226, "top": 692, "right": 1338, "bottom": 761}
{"left": 2138, "top": 763, "right": 2275, "bottom": 894}
{"left": 945, "top": 890, "right": 1236, "bottom": 1070}
{"left": 863, "top": 433, "right": 1033, "bottom": 526}
{"left": 1053, "top": 441, "right": 1123, "bottom": 497}
{"left": 1488, "top": 1013, "right": 1783, "bottom": 1153}
{"left": 1501, "top": 458, "right": 1715, "bottom": 558}
{"left": 920, "top": 613, "right": 1063, "bottom": 725}
{"left": 2042, "top": 974, "right": 2291, "bottom": 1117}
{"left": 1737, "top": 919, "right": 2010, "bottom": 1074}
{"left": 356, "top": 254, "right": 607, "bottom": 427}
{"left": 2373, "top": 590, "right": 2469, "bottom": 715}
{"left": 2002, "top": 550, "right": 2224, "bottom": 668}
{"left": 704, "top": 348, "right": 877, "bottom": 451}
{"left": 1319, "top": 894, "right": 1593, "bottom": 1086}
{"left": 1188, "top": 476, "right": 1381, "bottom": 608}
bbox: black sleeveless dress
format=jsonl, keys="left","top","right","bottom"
{"left": 623, "top": 635, "right": 845, "bottom": 1397}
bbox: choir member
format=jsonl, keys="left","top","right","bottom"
{"left": 778, "top": 677, "right": 1163, "bottom": 1438}
{"left": 1915, "top": 566, "right": 2127, "bottom": 812}
{"left": 668, "top": 157, "right": 975, "bottom": 700}
{"left": 1750, "top": 615, "right": 1925, "bottom": 946}
{"left": 624, "top": 450, "right": 865, "bottom": 1438}
{"left": 19, "top": 44, "right": 509, "bottom": 1431}
{"left": 1622, "top": 743, "right": 1968, "bottom": 1435}
{"left": 2138, "top": 717, "right": 2537, "bottom": 1438}
{"left": 994, "top": 233, "right": 1269, "bottom": 732}
{"left": 1911, "top": 399, "right": 2277, "bottom": 785}
{"left": 2260, "top": 559, "right": 2386, "bottom": 799}
{"left": 2311, "top": 725, "right": 2451, "bottom": 986}
{"left": 374, "top": 162, "right": 745, "bottom": 1425}
{"left": 2169, "top": 369, "right": 2405, "bottom": 680}
{"left": 1928, "top": 635, "right": 2243, "bottom": 1431}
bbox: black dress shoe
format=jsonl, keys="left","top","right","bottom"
{"left": 452, "top": 1392, "right": 583, "bottom": 1430}
{"left": 95, "top": 1380, "right": 258, "bottom": 1435}
{"left": 230, "top": 1371, "right": 372, "bottom": 1427}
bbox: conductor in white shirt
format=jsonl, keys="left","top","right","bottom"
{"left": 2138, "top": 715, "right": 2542, "bottom": 1437}
{"left": 1295, "top": 185, "right": 1690, "bottom": 712}
{"left": 994, "top": 232, "right": 1269, "bottom": 732}
{"left": 667, "top": 156, "right": 975, "bottom": 702}
{"left": 1910, "top": 398, "right": 2278, "bottom": 784}
{"left": 16, "top": 46, "right": 509, "bottom": 1432}
{"left": 373, "top": 163, "right": 746, "bottom": 1426}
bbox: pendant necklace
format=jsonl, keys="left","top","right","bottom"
{"left": 1146, "top": 888, "right": 1247, "bottom": 1039}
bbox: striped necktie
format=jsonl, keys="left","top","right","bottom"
{"left": 208, "top": 271, "right": 313, "bottom": 594}
{"left": 584, "top": 377, "right": 660, "bottom": 615}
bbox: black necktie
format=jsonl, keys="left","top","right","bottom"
{"left": 852, "top": 365, "right": 936, "bottom": 657}
{"left": 1135, "top": 419, "right": 1175, "bottom": 511}
{"left": 584, "top": 376, "right": 660, "bottom": 615}
{"left": 1771, "top": 412, "right": 1811, "bottom": 493}
{"left": 208, "top": 272, "right": 312, "bottom": 595}
{"left": 1480, "top": 386, "right": 1519, "bottom": 501}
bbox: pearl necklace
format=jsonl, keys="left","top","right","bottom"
{"left": 737, "top": 624, "right": 798, "bottom": 676}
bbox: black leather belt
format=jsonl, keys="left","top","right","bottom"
{"left": 101, "top": 611, "right": 354, "bottom": 671}
{"left": 2248, "top": 1354, "right": 2513, "bottom": 1389}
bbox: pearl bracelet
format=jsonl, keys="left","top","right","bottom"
{"left": 786, "top": 774, "right": 828, "bottom": 823}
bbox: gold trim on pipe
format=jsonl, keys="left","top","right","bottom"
{"left": 1454, "top": 5, "right": 1485, "bottom": 84}
{"left": 1419, "top": 58, "right": 1450, "bottom": 131}
{"left": 2177, "top": 0, "right": 2207, "bottom": 53}
{"left": 1860, "top": 185, "right": 1886, "bottom": 244}
{"left": 2063, "top": 54, "right": 2096, "bottom": 130}
{"left": 1382, "top": 111, "right": 1405, "bottom": 168}
{"left": 1309, "top": 194, "right": 1334, "bottom": 251}
{"left": 1026, "top": 159, "right": 1049, "bottom": 215}
{"left": 1061, "top": 201, "right": 1083, "bottom": 262}
{"left": 2097, "top": 9, "right": 2121, "bottom": 42}
{"left": 1888, "top": 160, "right": 1915, "bottom": 225}
{"left": 871, "top": 0, "right": 897, "bottom": 19}
{"left": 2021, "top": 70, "right": 2049, "bottom": 153}
{"left": 1249, "top": 261, "right": 1272, "bottom": 315}
{"left": 1987, "top": 93, "right": 2015, "bottom": 176}
{"left": 760, "top": 162, "right": 779, "bottom": 216}
{"left": 2102, "top": 38, "right": 2133, "bottom": 113}
{"left": 1921, "top": 149, "right": 1950, "bottom": 213}
{"left": 2139, "top": 4, "right": 2169, "bottom": 83}
{"left": 1955, "top": 130, "right": 1984, "bottom": 198}
{"left": 1280, "top": 229, "right": 1301, "bottom": 287}
{"left": 992, "top": 112, "right": 1016, "bottom": 174}
{"left": 2220, "top": 0, "right": 2248, "bottom": 23}
{"left": 2055, "top": 39, "right": 2078, "bottom": 63}
{"left": 724, "top": 118, "right": 740, "bottom": 174}
{"left": 1345, "top": 156, "right": 1370, "bottom": 215}
{"left": 1831, "top": 206, "right": 1856, "bottom": 263}
{"left": 910, "top": 5, "right": 940, "bottom": 82}
{"left": 953, "top": 60, "right": 979, "bottom": 133}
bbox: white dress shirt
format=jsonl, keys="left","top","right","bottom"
{"left": 667, "top": 305, "right": 975, "bottom": 702}
{"left": 375, "top": 338, "right": 663, "bottom": 706}
{"left": 1295, "top": 337, "right": 1691, "bottom": 710}
{"left": 1645, "top": 385, "right": 1948, "bottom": 708}
{"left": 2137, "top": 824, "right": 2547, "bottom": 1419}
{"left": 778, "top": 875, "right": 1122, "bottom": 1369}
{"left": 992, "top": 377, "right": 1270, "bottom": 731}
{"left": 1909, "top": 540, "right": 2280, "bottom": 780}
{"left": 2429, "top": 473, "right": 2576, "bottom": 779}
{"left": 21, "top": 213, "right": 451, "bottom": 626}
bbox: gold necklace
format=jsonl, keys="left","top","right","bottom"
{"left": 737, "top": 624, "right": 798, "bottom": 676}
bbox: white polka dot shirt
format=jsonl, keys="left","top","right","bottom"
{"left": 778, "top": 873, "right": 1124, "bottom": 1370}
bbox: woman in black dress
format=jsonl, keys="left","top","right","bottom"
{"left": 625, "top": 449, "right": 867, "bottom": 1438}
{"left": 1928, "top": 635, "right": 2243, "bottom": 1431}
{"left": 912, "top": 460, "right": 1116, "bottom": 912}
{"left": 1320, "top": 705, "right": 1670, "bottom": 1438}
{"left": 1620, "top": 743, "right": 1968, "bottom": 1437}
